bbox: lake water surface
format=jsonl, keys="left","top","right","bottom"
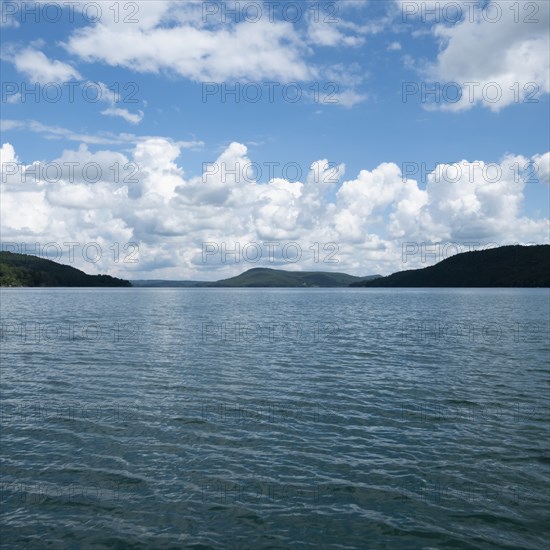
{"left": 1, "top": 288, "right": 549, "bottom": 549}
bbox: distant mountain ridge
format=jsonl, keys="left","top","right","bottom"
{"left": 0, "top": 252, "right": 131, "bottom": 287}
{"left": 132, "top": 269, "right": 382, "bottom": 287}
{"left": 3, "top": 245, "right": 548, "bottom": 288}
{"left": 202, "top": 267, "right": 381, "bottom": 287}
{"left": 130, "top": 280, "right": 203, "bottom": 287}
{"left": 350, "top": 245, "right": 550, "bottom": 288}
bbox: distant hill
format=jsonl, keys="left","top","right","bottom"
{"left": 130, "top": 269, "right": 381, "bottom": 288}
{"left": 350, "top": 245, "right": 550, "bottom": 288}
{"left": 204, "top": 267, "right": 381, "bottom": 287}
{"left": 6, "top": 245, "right": 547, "bottom": 288}
{"left": 0, "top": 252, "right": 132, "bottom": 287}
{"left": 131, "top": 280, "right": 204, "bottom": 287}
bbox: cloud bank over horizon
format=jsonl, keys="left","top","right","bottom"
{"left": 1, "top": 140, "right": 548, "bottom": 279}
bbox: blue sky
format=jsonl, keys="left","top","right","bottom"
{"left": 1, "top": 0, "right": 549, "bottom": 279}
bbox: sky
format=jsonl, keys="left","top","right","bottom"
{"left": 0, "top": 0, "right": 549, "bottom": 280}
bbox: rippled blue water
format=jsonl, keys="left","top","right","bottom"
{"left": 1, "top": 288, "right": 549, "bottom": 549}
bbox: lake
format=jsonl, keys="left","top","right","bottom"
{"left": 1, "top": 288, "right": 549, "bottom": 549}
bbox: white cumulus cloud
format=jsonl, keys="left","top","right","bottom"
{"left": 12, "top": 48, "right": 82, "bottom": 83}
{"left": 1, "top": 140, "right": 548, "bottom": 279}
